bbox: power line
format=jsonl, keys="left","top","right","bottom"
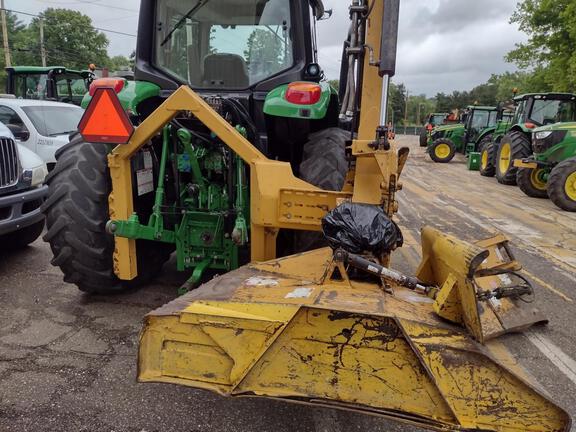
{"left": 1, "top": 7, "right": 136, "bottom": 37}
{"left": 34, "top": 0, "right": 138, "bottom": 13}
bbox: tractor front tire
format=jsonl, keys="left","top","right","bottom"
{"left": 41, "top": 135, "right": 172, "bottom": 294}
{"left": 495, "top": 132, "right": 531, "bottom": 185}
{"left": 419, "top": 129, "right": 428, "bottom": 147}
{"left": 479, "top": 141, "right": 497, "bottom": 177}
{"left": 548, "top": 158, "right": 576, "bottom": 212}
{"left": 517, "top": 167, "right": 549, "bottom": 199}
{"left": 294, "top": 127, "right": 349, "bottom": 252}
{"left": 429, "top": 138, "right": 456, "bottom": 163}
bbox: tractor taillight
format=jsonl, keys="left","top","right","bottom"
{"left": 89, "top": 78, "right": 125, "bottom": 96}
{"left": 285, "top": 82, "right": 322, "bottom": 105}
{"left": 525, "top": 122, "right": 537, "bottom": 129}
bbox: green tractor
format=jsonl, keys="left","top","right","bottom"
{"left": 41, "top": 0, "right": 345, "bottom": 294}
{"left": 419, "top": 112, "right": 448, "bottom": 147}
{"left": 5, "top": 66, "right": 94, "bottom": 105}
{"left": 514, "top": 122, "right": 576, "bottom": 211}
{"left": 427, "top": 105, "right": 497, "bottom": 163}
{"left": 478, "top": 107, "right": 514, "bottom": 176}
{"left": 484, "top": 93, "right": 576, "bottom": 185}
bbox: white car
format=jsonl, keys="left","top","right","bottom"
{"left": 0, "top": 121, "right": 48, "bottom": 248}
{"left": 0, "top": 98, "right": 84, "bottom": 169}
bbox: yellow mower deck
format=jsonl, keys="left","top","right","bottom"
{"left": 139, "top": 230, "right": 570, "bottom": 432}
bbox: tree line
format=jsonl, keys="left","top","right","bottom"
{"left": 0, "top": 8, "right": 132, "bottom": 86}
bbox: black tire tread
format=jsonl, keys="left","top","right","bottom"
{"left": 429, "top": 138, "right": 456, "bottom": 163}
{"left": 517, "top": 167, "right": 548, "bottom": 199}
{"left": 41, "top": 135, "right": 171, "bottom": 294}
{"left": 479, "top": 141, "right": 496, "bottom": 177}
{"left": 548, "top": 158, "right": 576, "bottom": 212}
{"left": 295, "top": 128, "right": 349, "bottom": 252}
{"left": 496, "top": 131, "right": 531, "bottom": 185}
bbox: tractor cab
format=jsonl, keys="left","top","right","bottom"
{"left": 512, "top": 93, "right": 576, "bottom": 129}
{"left": 5, "top": 66, "right": 94, "bottom": 106}
{"left": 463, "top": 105, "right": 498, "bottom": 147}
{"left": 88, "top": 0, "right": 337, "bottom": 166}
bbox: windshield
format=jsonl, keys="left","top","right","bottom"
{"left": 21, "top": 105, "right": 83, "bottom": 137}
{"left": 529, "top": 99, "right": 576, "bottom": 126}
{"left": 155, "top": 0, "right": 293, "bottom": 89}
{"left": 55, "top": 74, "right": 89, "bottom": 104}
{"left": 432, "top": 115, "right": 445, "bottom": 125}
{"left": 470, "top": 111, "right": 491, "bottom": 129}
{"left": 14, "top": 74, "right": 50, "bottom": 100}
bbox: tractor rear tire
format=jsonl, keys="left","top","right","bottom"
{"left": 294, "top": 127, "right": 349, "bottom": 252}
{"left": 479, "top": 141, "right": 496, "bottom": 177}
{"left": 517, "top": 167, "right": 549, "bottom": 198}
{"left": 41, "top": 135, "right": 173, "bottom": 294}
{"left": 495, "top": 131, "right": 531, "bottom": 185}
{"left": 548, "top": 158, "right": 576, "bottom": 212}
{"left": 429, "top": 138, "right": 456, "bottom": 163}
{"left": 419, "top": 129, "right": 428, "bottom": 147}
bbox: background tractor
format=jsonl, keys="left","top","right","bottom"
{"left": 419, "top": 112, "right": 448, "bottom": 147}
{"left": 5, "top": 66, "right": 93, "bottom": 105}
{"left": 427, "top": 105, "right": 497, "bottom": 163}
{"left": 42, "top": 0, "right": 343, "bottom": 294}
{"left": 490, "top": 93, "right": 576, "bottom": 185}
{"left": 515, "top": 122, "right": 576, "bottom": 211}
{"left": 479, "top": 106, "right": 514, "bottom": 176}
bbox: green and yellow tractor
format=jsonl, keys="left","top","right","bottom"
{"left": 5, "top": 66, "right": 93, "bottom": 105}
{"left": 427, "top": 105, "right": 497, "bottom": 163}
{"left": 485, "top": 93, "right": 576, "bottom": 185}
{"left": 419, "top": 112, "right": 448, "bottom": 147}
{"left": 514, "top": 122, "right": 576, "bottom": 211}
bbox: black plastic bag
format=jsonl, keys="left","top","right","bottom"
{"left": 322, "top": 203, "right": 403, "bottom": 255}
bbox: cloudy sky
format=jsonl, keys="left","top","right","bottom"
{"left": 9, "top": 0, "right": 527, "bottom": 97}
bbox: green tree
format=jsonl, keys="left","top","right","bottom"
{"left": 244, "top": 29, "right": 284, "bottom": 76}
{"left": 388, "top": 82, "right": 406, "bottom": 125}
{"left": 507, "top": 0, "right": 576, "bottom": 91}
{"left": 108, "top": 55, "right": 131, "bottom": 71}
{"left": 0, "top": 12, "right": 35, "bottom": 87}
{"left": 27, "top": 8, "right": 109, "bottom": 71}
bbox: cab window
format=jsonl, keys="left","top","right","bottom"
{"left": 0, "top": 105, "right": 29, "bottom": 140}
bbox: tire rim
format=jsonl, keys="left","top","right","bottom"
{"left": 499, "top": 143, "right": 511, "bottom": 174}
{"left": 530, "top": 169, "right": 548, "bottom": 191}
{"left": 565, "top": 171, "right": 576, "bottom": 200}
{"left": 481, "top": 149, "right": 488, "bottom": 169}
{"left": 435, "top": 143, "right": 451, "bottom": 159}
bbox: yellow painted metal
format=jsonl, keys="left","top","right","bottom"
{"left": 499, "top": 142, "right": 512, "bottom": 174}
{"left": 531, "top": 168, "right": 548, "bottom": 191}
{"left": 418, "top": 227, "right": 547, "bottom": 343}
{"left": 565, "top": 171, "right": 576, "bottom": 200}
{"left": 138, "top": 245, "right": 571, "bottom": 432}
{"left": 481, "top": 147, "right": 488, "bottom": 169}
{"left": 513, "top": 159, "right": 538, "bottom": 169}
{"left": 434, "top": 143, "right": 451, "bottom": 159}
{"left": 106, "top": 86, "right": 357, "bottom": 276}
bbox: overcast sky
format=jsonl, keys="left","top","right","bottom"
{"left": 10, "top": 0, "right": 527, "bottom": 97}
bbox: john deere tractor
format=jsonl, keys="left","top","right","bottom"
{"left": 487, "top": 93, "right": 576, "bottom": 185}
{"left": 419, "top": 112, "right": 448, "bottom": 147}
{"left": 427, "top": 105, "right": 497, "bottom": 163}
{"left": 5, "top": 66, "right": 93, "bottom": 105}
{"left": 514, "top": 122, "right": 576, "bottom": 211}
{"left": 40, "top": 0, "right": 571, "bottom": 430}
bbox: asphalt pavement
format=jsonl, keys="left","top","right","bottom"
{"left": 0, "top": 135, "right": 574, "bottom": 431}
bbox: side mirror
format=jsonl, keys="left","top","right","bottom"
{"left": 14, "top": 129, "right": 30, "bottom": 141}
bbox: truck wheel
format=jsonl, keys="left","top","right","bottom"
{"left": 548, "top": 158, "right": 576, "bottom": 212}
{"left": 294, "top": 127, "right": 348, "bottom": 252}
{"left": 517, "top": 167, "right": 548, "bottom": 198}
{"left": 419, "top": 129, "right": 428, "bottom": 147}
{"left": 41, "top": 135, "right": 173, "bottom": 294}
{"left": 0, "top": 220, "right": 44, "bottom": 250}
{"left": 429, "top": 138, "right": 455, "bottom": 163}
{"left": 496, "top": 131, "right": 531, "bottom": 185}
{"left": 479, "top": 141, "right": 496, "bottom": 177}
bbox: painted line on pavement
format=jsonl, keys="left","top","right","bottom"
{"left": 526, "top": 330, "right": 576, "bottom": 388}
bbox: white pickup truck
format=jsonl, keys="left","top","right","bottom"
{"left": 0, "top": 122, "right": 48, "bottom": 248}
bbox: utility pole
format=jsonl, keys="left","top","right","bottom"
{"left": 39, "top": 18, "right": 46, "bottom": 67}
{"left": 404, "top": 89, "right": 409, "bottom": 125}
{"left": 1, "top": 0, "right": 11, "bottom": 67}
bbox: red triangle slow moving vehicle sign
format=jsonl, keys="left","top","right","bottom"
{"left": 78, "top": 87, "right": 134, "bottom": 144}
